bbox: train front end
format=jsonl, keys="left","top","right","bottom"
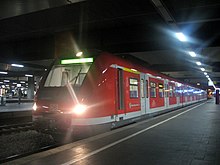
{"left": 32, "top": 57, "right": 93, "bottom": 132}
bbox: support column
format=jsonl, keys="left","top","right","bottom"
{"left": 27, "top": 76, "right": 35, "bottom": 99}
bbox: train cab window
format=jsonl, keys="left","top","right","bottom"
{"left": 129, "top": 78, "right": 139, "bottom": 98}
{"left": 158, "top": 83, "right": 164, "bottom": 98}
{"left": 44, "top": 64, "right": 91, "bottom": 88}
{"left": 150, "top": 82, "right": 156, "bottom": 98}
{"left": 169, "top": 86, "right": 173, "bottom": 97}
{"left": 61, "top": 71, "right": 69, "bottom": 86}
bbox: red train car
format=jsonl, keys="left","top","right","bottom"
{"left": 32, "top": 52, "right": 207, "bottom": 133}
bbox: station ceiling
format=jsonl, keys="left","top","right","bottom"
{"left": 0, "top": 0, "right": 220, "bottom": 89}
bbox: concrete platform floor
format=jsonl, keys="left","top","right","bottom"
{"left": 0, "top": 103, "right": 33, "bottom": 112}
{"left": 5, "top": 99, "right": 220, "bottom": 165}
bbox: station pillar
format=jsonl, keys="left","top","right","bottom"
{"left": 27, "top": 76, "right": 35, "bottom": 99}
{"left": 216, "top": 89, "right": 219, "bottom": 104}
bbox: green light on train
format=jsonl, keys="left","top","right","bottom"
{"left": 61, "top": 58, "right": 93, "bottom": 64}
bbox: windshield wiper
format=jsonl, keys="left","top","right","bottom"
{"left": 69, "top": 67, "right": 82, "bottom": 86}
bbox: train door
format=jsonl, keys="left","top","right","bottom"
{"left": 116, "top": 68, "right": 125, "bottom": 115}
{"left": 164, "top": 80, "right": 169, "bottom": 108}
{"left": 140, "top": 73, "right": 149, "bottom": 114}
{"left": 176, "top": 83, "right": 180, "bottom": 106}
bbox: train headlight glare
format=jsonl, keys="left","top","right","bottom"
{"left": 33, "top": 102, "right": 37, "bottom": 111}
{"left": 73, "top": 104, "right": 87, "bottom": 115}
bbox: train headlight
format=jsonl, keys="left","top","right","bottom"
{"left": 33, "top": 102, "right": 37, "bottom": 111}
{"left": 72, "top": 104, "right": 87, "bottom": 115}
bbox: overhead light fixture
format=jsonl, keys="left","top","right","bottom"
{"left": 11, "top": 64, "right": 24, "bottom": 67}
{"left": 204, "top": 72, "right": 207, "bottom": 75}
{"left": 200, "top": 68, "right": 205, "bottom": 71}
{"left": 208, "top": 80, "right": 214, "bottom": 86}
{"left": 197, "top": 83, "right": 200, "bottom": 86}
{"left": 188, "top": 51, "right": 196, "bottom": 57}
{"left": 4, "top": 80, "right": 10, "bottom": 82}
{"left": 196, "top": 61, "right": 201, "bottom": 66}
{"left": 0, "top": 71, "right": 8, "bottom": 74}
{"left": 25, "top": 74, "right": 33, "bottom": 77}
{"left": 175, "top": 32, "right": 187, "bottom": 42}
{"left": 76, "top": 51, "right": 83, "bottom": 57}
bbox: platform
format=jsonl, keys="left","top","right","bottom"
{"left": 5, "top": 99, "right": 220, "bottom": 165}
{"left": 0, "top": 102, "right": 33, "bottom": 121}
{"left": 0, "top": 103, "right": 33, "bottom": 112}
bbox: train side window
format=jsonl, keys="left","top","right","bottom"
{"left": 169, "top": 86, "right": 173, "bottom": 97}
{"left": 173, "top": 86, "right": 176, "bottom": 97}
{"left": 150, "top": 82, "right": 156, "bottom": 98}
{"left": 129, "top": 78, "right": 139, "bottom": 98}
{"left": 146, "top": 80, "right": 148, "bottom": 98}
{"left": 165, "top": 84, "right": 168, "bottom": 97}
{"left": 158, "top": 83, "right": 164, "bottom": 98}
{"left": 141, "top": 79, "right": 144, "bottom": 98}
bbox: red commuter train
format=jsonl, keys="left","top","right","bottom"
{"left": 32, "top": 51, "right": 207, "bottom": 133}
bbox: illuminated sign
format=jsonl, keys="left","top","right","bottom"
{"left": 61, "top": 58, "right": 93, "bottom": 64}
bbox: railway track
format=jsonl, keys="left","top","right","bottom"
{"left": 0, "top": 122, "right": 34, "bottom": 135}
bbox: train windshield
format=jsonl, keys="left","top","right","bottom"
{"left": 44, "top": 63, "right": 91, "bottom": 88}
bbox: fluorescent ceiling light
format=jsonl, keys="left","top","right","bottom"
{"left": 204, "top": 72, "right": 207, "bottom": 75}
{"left": 11, "top": 64, "right": 24, "bottom": 67}
{"left": 25, "top": 74, "right": 33, "bottom": 77}
{"left": 196, "top": 61, "right": 201, "bottom": 66}
{"left": 200, "top": 68, "right": 205, "bottom": 71}
{"left": 61, "top": 58, "right": 93, "bottom": 64}
{"left": 4, "top": 80, "right": 10, "bottom": 82}
{"left": 188, "top": 51, "right": 196, "bottom": 57}
{"left": 0, "top": 71, "right": 8, "bottom": 74}
{"left": 175, "top": 32, "right": 187, "bottom": 42}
